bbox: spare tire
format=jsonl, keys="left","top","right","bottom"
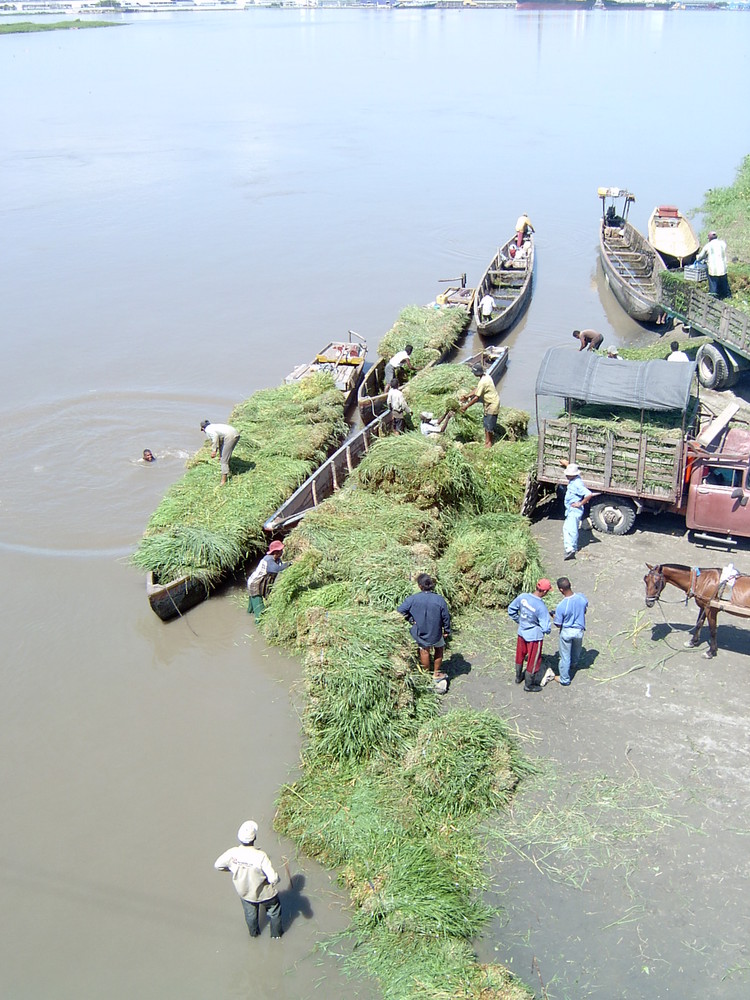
{"left": 696, "top": 343, "right": 737, "bottom": 390}
{"left": 589, "top": 496, "right": 637, "bottom": 535}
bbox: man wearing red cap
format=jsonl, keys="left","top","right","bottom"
{"left": 246, "top": 540, "right": 290, "bottom": 621}
{"left": 508, "top": 579, "right": 553, "bottom": 693}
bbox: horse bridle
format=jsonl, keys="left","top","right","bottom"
{"left": 644, "top": 565, "right": 665, "bottom": 608}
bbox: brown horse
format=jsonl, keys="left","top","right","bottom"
{"left": 644, "top": 563, "right": 750, "bottom": 658}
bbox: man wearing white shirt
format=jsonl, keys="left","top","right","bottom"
{"left": 214, "top": 820, "right": 283, "bottom": 939}
{"left": 200, "top": 419, "right": 240, "bottom": 485}
{"left": 696, "top": 232, "right": 730, "bottom": 299}
{"left": 667, "top": 341, "right": 690, "bottom": 363}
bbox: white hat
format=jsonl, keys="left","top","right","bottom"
{"left": 420, "top": 412, "right": 434, "bottom": 421}
{"left": 606, "top": 345, "right": 619, "bottom": 356}
{"left": 564, "top": 463, "right": 580, "bottom": 477}
{"left": 237, "top": 820, "right": 258, "bottom": 844}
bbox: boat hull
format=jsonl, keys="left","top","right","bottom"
{"left": 474, "top": 235, "right": 535, "bottom": 338}
{"left": 285, "top": 339, "right": 366, "bottom": 411}
{"left": 461, "top": 345, "right": 509, "bottom": 383}
{"left": 647, "top": 206, "right": 699, "bottom": 269}
{"left": 599, "top": 219, "right": 665, "bottom": 324}
{"left": 147, "top": 571, "right": 209, "bottom": 622}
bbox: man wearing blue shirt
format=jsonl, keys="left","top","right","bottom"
{"left": 398, "top": 574, "right": 451, "bottom": 685}
{"left": 553, "top": 577, "right": 588, "bottom": 687}
{"left": 508, "top": 579, "right": 553, "bottom": 693}
{"left": 563, "top": 463, "right": 593, "bottom": 561}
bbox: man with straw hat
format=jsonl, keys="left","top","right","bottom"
{"left": 246, "top": 540, "right": 290, "bottom": 621}
{"left": 508, "top": 579, "right": 553, "bottom": 693}
{"left": 214, "top": 820, "right": 283, "bottom": 939}
{"left": 563, "top": 463, "right": 593, "bottom": 561}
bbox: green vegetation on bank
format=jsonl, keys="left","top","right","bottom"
{"left": 131, "top": 375, "right": 347, "bottom": 586}
{"left": 262, "top": 359, "right": 540, "bottom": 1000}
{"left": 0, "top": 19, "right": 118, "bottom": 33}
{"left": 695, "top": 154, "right": 750, "bottom": 313}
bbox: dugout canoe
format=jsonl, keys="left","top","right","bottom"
{"left": 285, "top": 331, "right": 367, "bottom": 410}
{"left": 473, "top": 234, "right": 535, "bottom": 338}
{"left": 598, "top": 187, "right": 666, "bottom": 325}
{"left": 461, "top": 345, "right": 509, "bottom": 383}
{"left": 263, "top": 410, "right": 393, "bottom": 536}
{"left": 647, "top": 205, "right": 700, "bottom": 269}
{"left": 146, "top": 571, "right": 210, "bottom": 622}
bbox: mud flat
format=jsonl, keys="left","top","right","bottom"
{"left": 450, "top": 505, "right": 750, "bottom": 999}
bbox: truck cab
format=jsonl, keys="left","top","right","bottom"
{"left": 685, "top": 427, "right": 750, "bottom": 540}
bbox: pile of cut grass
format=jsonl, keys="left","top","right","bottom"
{"left": 378, "top": 305, "right": 469, "bottom": 371}
{"left": 462, "top": 438, "right": 537, "bottom": 513}
{"left": 565, "top": 404, "right": 687, "bottom": 438}
{"left": 618, "top": 335, "right": 709, "bottom": 362}
{"left": 131, "top": 374, "right": 347, "bottom": 585}
{"left": 438, "top": 513, "right": 543, "bottom": 610}
{"left": 354, "top": 434, "right": 486, "bottom": 513}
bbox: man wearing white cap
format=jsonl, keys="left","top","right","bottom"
{"left": 563, "top": 463, "right": 593, "bottom": 561}
{"left": 214, "top": 821, "right": 283, "bottom": 938}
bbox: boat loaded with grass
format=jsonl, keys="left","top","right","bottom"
{"left": 132, "top": 374, "right": 348, "bottom": 620}
{"left": 358, "top": 304, "right": 470, "bottom": 422}
{"left": 260, "top": 389, "right": 540, "bottom": 999}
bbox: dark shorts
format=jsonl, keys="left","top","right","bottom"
{"left": 515, "top": 636, "right": 543, "bottom": 674}
{"left": 483, "top": 413, "right": 498, "bottom": 434}
{"left": 392, "top": 414, "right": 406, "bottom": 433}
{"left": 416, "top": 637, "right": 445, "bottom": 650}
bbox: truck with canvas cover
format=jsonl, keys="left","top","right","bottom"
{"left": 531, "top": 347, "right": 750, "bottom": 545}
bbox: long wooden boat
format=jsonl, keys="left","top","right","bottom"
{"left": 263, "top": 410, "right": 393, "bottom": 537}
{"left": 647, "top": 205, "right": 700, "bottom": 269}
{"left": 473, "top": 234, "right": 535, "bottom": 338}
{"left": 598, "top": 187, "right": 666, "bottom": 324}
{"left": 147, "top": 571, "right": 209, "bottom": 622}
{"left": 285, "top": 331, "right": 366, "bottom": 410}
{"left": 461, "top": 345, "right": 509, "bottom": 383}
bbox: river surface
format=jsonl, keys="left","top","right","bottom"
{"left": 1, "top": 8, "right": 748, "bottom": 999}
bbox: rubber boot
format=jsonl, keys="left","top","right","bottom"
{"left": 524, "top": 669, "right": 542, "bottom": 693}
{"left": 515, "top": 663, "right": 525, "bottom": 685}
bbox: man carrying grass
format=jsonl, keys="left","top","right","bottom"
{"left": 201, "top": 418, "right": 240, "bottom": 486}
{"left": 459, "top": 363, "right": 499, "bottom": 448}
{"left": 397, "top": 573, "right": 451, "bottom": 688}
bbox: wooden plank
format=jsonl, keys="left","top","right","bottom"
{"left": 708, "top": 600, "right": 750, "bottom": 617}
{"left": 697, "top": 403, "right": 740, "bottom": 447}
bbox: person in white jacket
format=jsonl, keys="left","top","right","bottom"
{"left": 214, "top": 820, "right": 283, "bottom": 938}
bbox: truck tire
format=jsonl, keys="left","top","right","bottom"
{"left": 589, "top": 496, "right": 637, "bottom": 535}
{"left": 696, "top": 343, "right": 737, "bottom": 390}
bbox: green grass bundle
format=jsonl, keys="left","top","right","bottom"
{"left": 437, "top": 513, "right": 543, "bottom": 610}
{"left": 132, "top": 375, "right": 346, "bottom": 585}
{"left": 566, "top": 404, "right": 686, "bottom": 437}
{"left": 302, "top": 608, "right": 437, "bottom": 761}
{"left": 462, "top": 438, "right": 537, "bottom": 513}
{"left": 402, "top": 710, "right": 530, "bottom": 820}
{"left": 618, "top": 337, "right": 709, "bottom": 361}
{"left": 355, "top": 435, "right": 485, "bottom": 512}
{"left": 378, "top": 305, "right": 469, "bottom": 367}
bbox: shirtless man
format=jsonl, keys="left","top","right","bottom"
{"left": 572, "top": 329, "right": 603, "bottom": 352}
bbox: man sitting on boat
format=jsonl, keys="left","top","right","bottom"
{"left": 479, "top": 292, "right": 495, "bottom": 322}
{"left": 247, "top": 540, "right": 290, "bottom": 622}
{"left": 420, "top": 411, "right": 452, "bottom": 437}
{"left": 386, "top": 378, "right": 410, "bottom": 435}
{"left": 384, "top": 344, "right": 415, "bottom": 387}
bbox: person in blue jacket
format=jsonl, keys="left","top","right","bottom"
{"left": 398, "top": 573, "right": 451, "bottom": 685}
{"left": 553, "top": 576, "right": 588, "bottom": 687}
{"left": 508, "top": 579, "right": 552, "bottom": 693}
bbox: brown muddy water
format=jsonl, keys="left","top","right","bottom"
{"left": 1, "top": 8, "right": 749, "bottom": 998}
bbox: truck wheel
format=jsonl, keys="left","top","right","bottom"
{"left": 696, "top": 343, "right": 737, "bottom": 390}
{"left": 589, "top": 497, "right": 636, "bottom": 535}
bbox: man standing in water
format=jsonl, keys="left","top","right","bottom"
{"left": 508, "top": 579, "right": 552, "bottom": 693}
{"left": 200, "top": 419, "right": 240, "bottom": 486}
{"left": 563, "top": 463, "right": 593, "bottom": 561}
{"left": 214, "top": 820, "right": 283, "bottom": 939}
{"left": 397, "top": 573, "right": 451, "bottom": 688}
{"left": 572, "top": 329, "right": 604, "bottom": 352}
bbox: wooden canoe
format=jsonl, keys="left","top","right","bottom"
{"left": 263, "top": 410, "right": 393, "bottom": 536}
{"left": 461, "top": 345, "right": 509, "bottom": 382}
{"left": 600, "top": 219, "right": 666, "bottom": 324}
{"left": 473, "top": 234, "right": 535, "bottom": 338}
{"left": 146, "top": 571, "right": 209, "bottom": 623}
{"left": 648, "top": 205, "right": 700, "bottom": 269}
{"left": 285, "top": 331, "right": 367, "bottom": 410}
{"left": 433, "top": 285, "right": 476, "bottom": 312}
